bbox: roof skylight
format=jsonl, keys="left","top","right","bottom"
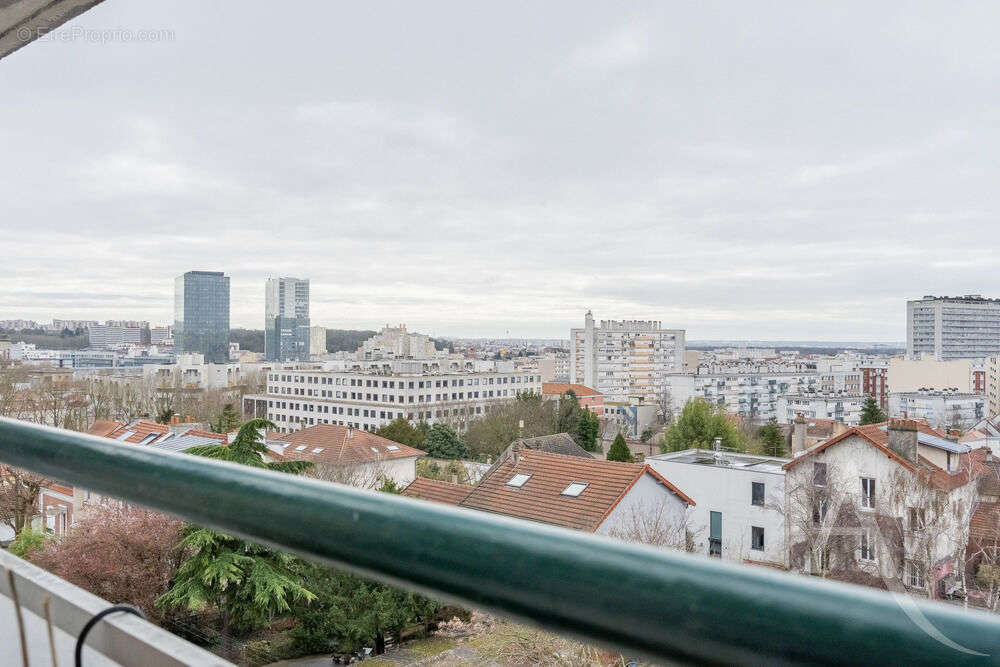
{"left": 312, "top": 448, "right": 323, "bottom": 453}
{"left": 386, "top": 445, "right": 400, "bottom": 451}
{"left": 295, "top": 445, "right": 307, "bottom": 451}
{"left": 561, "top": 482, "right": 589, "bottom": 497}
{"left": 506, "top": 473, "right": 531, "bottom": 487}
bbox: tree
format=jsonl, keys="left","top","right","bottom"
{"left": 463, "top": 395, "right": 558, "bottom": 460}
{"left": 32, "top": 506, "right": 183, "bottom": 621}
{"left": 606, "top": 433, "right": 632, "bottom": 462}
{"left": 757, "top": 419, "right": 787, "bottom": 457}
{"left": 556, "top": 390, "right": 583, "bottom": 435}
{"left": 212, "top": 403, "right": 241, "bottom": 434}
{"left": 859, "top": 397, "right": 887, "bottom": 425}
{"left": 376, "top": 418, "right": 426, "bottom": 449}
{"left": 0, "top": 464, "right": 50, "bottom": 535}
{"left": 576, "top": 409, "right": 600, "bottom": 452}
{"left": 660, "top": 399, "right": 745, "bottom": 453}
{"left": 159, "top": 419, "right": 316, "bottom": 650}
{"left": 184, "top": 418, "right": 313, "bottom": 474}
{"left": 9, "top": 526, "right": 47, "bottom": 559}
{"left": 422, "top": 423, "right": 469, "bottom": 459}
{"left": 156, "top": 405, "right": 175, "bottom": 424}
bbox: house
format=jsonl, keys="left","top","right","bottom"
{"left": 459, "top": 448, "right": 694, "bottom": 545}
{"left": 37, "top": 419, "right": 229, "bottom": 535}
{"left": 645, "top": 449, "right": 789, "bottom": 567}
{"left": 966, "top": 456, "right": 1000, "bottom": 608}
{"left": 783, "top": 419, "right": 988, "bottom": 597}
{"left": 541, "top": 382, "right": 604, "bottom": 414}
{"left": 265, "top": 424, "right": 425, "bottom": 488}
{"left": 507, "top": 433, "right": 591, "bottom": 458}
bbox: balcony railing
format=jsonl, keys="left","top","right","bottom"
{"left": 3, "top": 415, "right": 1000, "bottom": 665}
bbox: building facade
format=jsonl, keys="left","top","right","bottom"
{"left": 888, "top": 391, "right": 987, "bottom": 431}
{"left": 357, "top": 324, "right": 437, "bottom": 360}
{"left": 907, "top": 295, "right": 1000, "bottom": 361}
{"left": 175, "top": 271, "right": 230, "bottom": 363}
{"left": 264, "top": 277, "right": 310, "bottom": 362}
{"left": 776, "top": 392, "right": 865, "bottom": 426}
{"left": 668, "top": 371, "right": 820, "bottom": 422}
{"left": 87, "top": 321, "right": 150, "bottom": 349}
{"left": 570, "top": 311, "right": 685, "bottom": 404}
{"left": 242, "top": 360, "right": 541, "bottom": 433}
{"left": 646, "top": 449, "right": 788, "bottom": 566}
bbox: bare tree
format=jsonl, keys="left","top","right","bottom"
{"left": 606, "top": 499, "right": 698, "bottom": 552}
{"left": 0, "top": 463, "right": 50, "bottom": 535}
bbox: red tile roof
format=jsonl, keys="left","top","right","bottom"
{"left": 783, "top": 420, "right": 988, "bottom": 492}
{"left": 86, "top": 419, "right": 124, "bottom": 438}
{"left": 266, "top": 424, "right": 425, "bottom": 466}
{"left": 542, "top": 382, "right": 602, "bottom": 398}
{"left": 460, "top": 449, "right": 692, "bottom": 532}
{"left": 402, "top": 478, "right": 472, "bottom": 505}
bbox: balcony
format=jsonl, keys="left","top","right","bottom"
{"left": 4, "top": 415, "right": 1000, "bottom": 665}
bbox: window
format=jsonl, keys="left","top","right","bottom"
{"left": 386, "top": 444, "right": 400, "bottom": 451}
{"left": 751, "top": 526, "right": 764, "bottom": 551}
{"left": 751, "top": 482, "right": 765, "bottom": 506}
{"left": 860, "top": 528, "right": 875, "bottom": 561}
{"left": 860, "top": 477, "right": 875, "bottom": 509}
{"left": 813, "top": 462, "right": 827, "bottom": 487}
{"left": 507, "top": 473, "right": 531, "bottom": 488}
{"left": 709, "top": 511, "right": 722, "bottom": 557}
{"left": 561, "top": 482, "right": 588, "bottom": 497}
{"left": 812, "top": 498, "right": 828, "bottom": 525}
{"left": 908, "top": 561, "right": 926, "bottom": 589}
{"left": 908, "top": 507, "right": 926, "bottom": 531}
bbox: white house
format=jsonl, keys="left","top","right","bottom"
{"left": 458, "top": 448, "right": 695, "bottom": 547}
{"left": 783, "top": 419, "right": 987, "bottom": 597}
{"left": 646, "top": 449, "right": 789, "bottom": 566}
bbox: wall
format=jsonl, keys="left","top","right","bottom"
{"left": 889, "top": 358, "right": 974, "bottom": 393}
{"left": 646, "top": 456, "right": 786, "bottom": 565}
{"left": 595, "top": 473, "right": 689, "bottom": 547}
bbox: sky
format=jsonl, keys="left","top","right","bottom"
{"left": 2, "top": 1, "right": 998, "bottom": 341}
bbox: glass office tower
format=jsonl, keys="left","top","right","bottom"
{"left": 264, "top": 277, "right": 310, "bottom": 361}
{"left": 174, "top": 271, "right": 230, "bottom": 363}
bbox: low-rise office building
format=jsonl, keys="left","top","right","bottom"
{"left": 242, "top": 359, "right": 541, "bottom": 433}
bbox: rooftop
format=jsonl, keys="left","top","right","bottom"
{"left": 648, "top": 449, "right": 789, "bottom": 475}
{"left": 266, "top": 423, "right": 425, "bottom": 466}
{"left": 401, "top": 477, "right": 472, "bottom": 505}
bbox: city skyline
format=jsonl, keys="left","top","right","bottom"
{"left": 6, "top": 2, "right": 1000, "bottom": 340}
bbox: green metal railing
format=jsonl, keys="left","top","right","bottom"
{"left": 3, "top": 416, "right": 1000, "bottom": 665}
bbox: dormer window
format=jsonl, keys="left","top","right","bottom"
{"left": 506, "top": 473, "right": 531, "bottom": 488}
{"left": 561, "top": 482, "right": 588, "bottom": 497}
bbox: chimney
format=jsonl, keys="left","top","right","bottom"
{"left": 832, "top": 421, "right": 847, "bottom": 437}
{"left": 170, "top": 414, "right": 180, "bottom": 425}
{"left": 792, "top": 413, "right": 808, "bottom": 454}
{"left": 511, "top": 442, "right": 522, "bottom": 465}
{"left": 887, "top": 418, "right": 919, "bottom": 464}
{"left": 346, "top": 427, "right": 354, "bottom": 439}
{"left": 450, "top": 471, "right": 458, "bottom": 484}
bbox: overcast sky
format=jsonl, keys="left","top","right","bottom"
{"left": 2, "top": 2, "right": 998, "bottom": 341}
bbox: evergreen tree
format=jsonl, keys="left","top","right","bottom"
{"left": 156, "top": 406, "right": 174, "bottom": 425}
{"left": 859, "top": 396, "right": 887, "bottom": 425}
{"left": 212, "top": 403, "right": 241, "bottom": 434}
{"left": 661, "top": 399, "right": 745, "bottom": 453}
{"left": 376, "top": 417, "right": 425, "bottom": 448}
{"left": 422, "top": 423, "right": 470, "bottom": 459}
{"left": 576, "top": 409, "right": 600, "bottom": 452}
{"left": 159, "top": 419, "right": 316, "bottom": 648}
{"left": 757, "top": 418, "right": 787, "bottom": 457}
{"left": 606, "top": 433, "right": 633, "bottom": 462}
{"left": 183, "top": 418, "right": 313, "bottom": 474}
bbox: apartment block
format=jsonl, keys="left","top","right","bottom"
{"left": 888, "top": 390, "right": 987, "bottom": 431}
{"left": 358, "top": 324, "right": 436, "bottom": 360}
{"left": 776, "top": 392, "right": 865, "bottom": 426}
{"left": 570, "top": 311, "right": 685, "bottom": 404}
{"left": 87, "top": 321, "right": 150, "bottom": 348}
{"left": 242, "top": 359, "right": 541, "bottom": 433}
{"left": 668, "top": 371, "right": 820, "bottom": 422}
{"left": 988, "top": 356, "right": 1000, "bottom": 418}
{"left": 907, "top": 295, "right": 1000, "bottom": 360}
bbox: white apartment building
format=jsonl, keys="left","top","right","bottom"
{"left": 242, "top": 359, "right": 541, "bottom": 433}
{"left": 988, "top": 356, "right": 999, "bottom": 418}
{"left": 907, "top": 295, "right": 1000, "bottom": 360}
{"left": 776, "top": 392, "right": 865, "bottom": 426}
{"left": 668, "top": 371, "right": 820, "bottom": 422}
{"left": 87, "top": 321, "right": 150, "bottom": 349}
{"left": 309, "top": 326, "right": 326, "bottom": 359}
{"left": 143, "top": 353, "right": 245, "bottom": 390}
{"left": 358, "top": 324, "right": 438, "bottom": 360}
{"left": 646, "top": 449, "right": 788, "bottom": 566}
{"left": 150, "top": 326, "right": 172, "bottom": 344}
{"left": 570, "top": 311, "right": 685, "bottom": 404}
{"left": 888, "top": 357, "right": 984, "bottom": 394}
{"left": 888, "top": 390, "right": 987, "bottom": 431}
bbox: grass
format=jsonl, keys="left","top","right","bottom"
{"left": 406, "top": 636, "right": 456, "bottom": 657}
